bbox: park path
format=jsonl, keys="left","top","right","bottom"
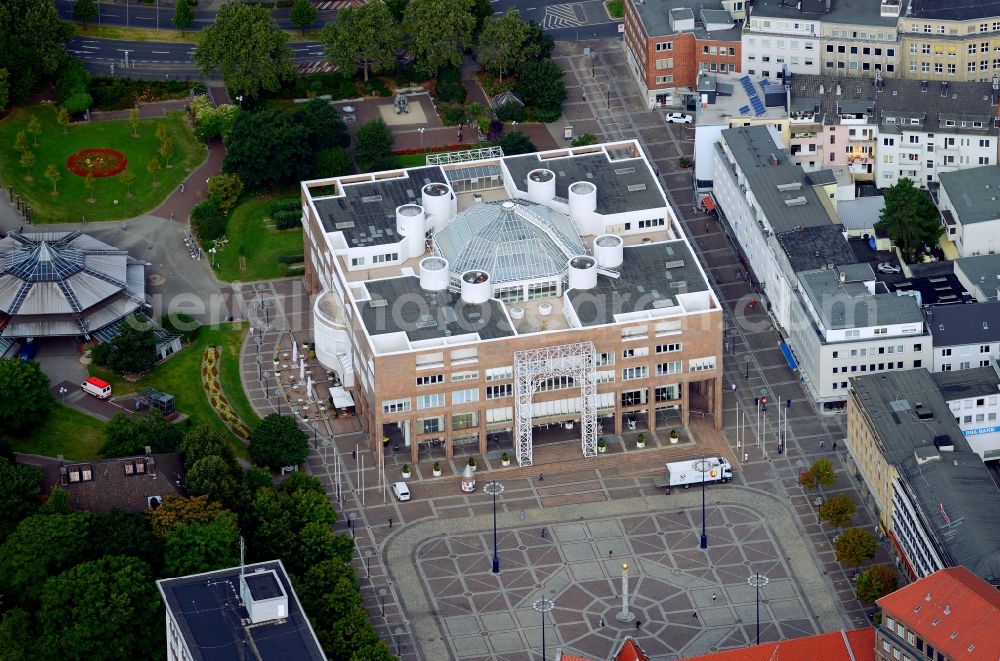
{"left": 150, "top": 139, "right": 226, "bottom": 221}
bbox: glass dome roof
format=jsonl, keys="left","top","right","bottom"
{"left": 432, "top": 200, "right": 586, "bottom": 284}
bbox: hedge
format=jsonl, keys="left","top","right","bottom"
{"left": 277, "top": 253, "right": 305, "bottom": 264}
{"left": 269, "top": 198, "right": 300, "bottom": 215}
{"left": 273, "top": 210, "right": 302, "bottom": 230}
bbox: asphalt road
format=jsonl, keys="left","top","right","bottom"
{"left": 54, "top": 0, "right": 336, "bottom": 31}
{"left": 68, "top": 36, "right": 326, "bottom": 71}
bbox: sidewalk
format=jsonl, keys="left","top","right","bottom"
{"left": 150, "top": 138, "right": 226, "bottom": 221}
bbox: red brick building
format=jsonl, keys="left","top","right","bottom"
{"left": 624, "top": 0, "right": 742, "bottom": 108}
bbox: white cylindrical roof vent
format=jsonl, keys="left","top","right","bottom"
{"left": 422, "top": 182, "right": 454, "bottom": 230}
{"left": 568, "top": 180, "right": 597, "bottom": 223}
{"left": 460, "top": 269, "right": 491, "bottom": 304}
{"left": 526, "top": 169, "right": 556, "bottom": 204}
{"left": 593, "top": 234, "right": 624, "bottom": 268}
{"left": 509, "top": 306, "right": 525, "bottom": 320}
{"left": 538, "top": 302, "right": 553, "bottom": 316}
{"left": 396, "top": 204, "right": 426, "bottom": 259}
{"left": 419, "top": 256, "right": 449, "bottom": 291}
{"left": 567, "top": 255, "right": 598, "bottom": 290}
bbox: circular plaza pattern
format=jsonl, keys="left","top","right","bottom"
{"left": 391, "top": 492, "right": 842, "bottom": 660}
{"left": 65, "top": 148, "right": 128, "bottom": 178}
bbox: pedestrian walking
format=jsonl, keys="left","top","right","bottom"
{"left": 786, "top": 398, "right": 792, "bottom": 408}
{"left": 833, "top": 440, "right": 838, "bottom": 450}
{"left": 352, "top": 449, "right": 357, "bottom": 460}
{"left": 598, "top": 616, "right": 605, "bottom": 628}
{"left": 635, "top": 620, "right": 642, "bottom": 630}
{"left": 540, "top": 528, "right": 547, "bottom": 538}
{"left": 608, "top": 549, "right": 614, "bottom": 558}
{"left": 539, "top": 473, "right": 544, "bottom": 482}
{"left": 519, "top": 511, "right": 526, "bottom": 521}
{"left": 180, "top": 182, "right": 185, "bottom": 193}
{"left": 732, "top": 382, "right": 737, "bottom": 392}
{"left": 388, "top": 517, "right": 393, "bottom": 528}
{"left": 820, "top": 439, "right": 825, "bottom": 448}
{"left": 712, "top": 593, "right": 716, "bottom": 602}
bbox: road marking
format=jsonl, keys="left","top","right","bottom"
{"left": 103, "top": 12, "right": 119, "bottom": 17}
{"left": 151, "top": 50, "right": 170, "bottom": 54}
{"left": 81, "top": 45, "right": 100, "bottom": 50}
{"left": 541, "top": 2, "right": 586, "bottom": 29}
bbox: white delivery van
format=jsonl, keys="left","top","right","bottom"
{"left": 81, "top": 376, "right": 112, "bottom": 400}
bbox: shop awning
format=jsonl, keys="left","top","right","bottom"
{"left": 330, "top": 386, "right": 355, "bottom": 409}
{"left": 701, "top": 195, "right": 715, "bottom": 212}
{"left": 779, "top": 342, "right": 798, "bottom": 371}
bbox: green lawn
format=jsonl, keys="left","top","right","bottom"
{"left": 8, "top": 404, "right": 108, "bottom": 461}
{"left": 214, "top": 193, "right": 304, "bottom": 282}
{"left": 0, "top": 105, "right": 206, "bottom": 222}
{"left": 89, "top": 324, "right": 258, "bottom": 459}
{"left": 605, "top": 0, "right": 623, "bottom": 18}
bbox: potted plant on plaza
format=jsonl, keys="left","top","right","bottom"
{"left": 669, "top": 429, "right": 679, "bottom": 444}
{"left": 402, "top": 464, "right": 411, "bottom": 479}
{"left": 501, "top": 452, "right": 510, "bottom": 467}
{"left": 678, "top": 156, "right": 692, "bottom": 169}
{"left": 636, "top": 433, "right": 646, "bottom": 449}
{"left": 432, "top": 461, "right": 442, "bottom": 477}
{"left": 597, "top": 437, "right": 607, "bottom": 453}
{"left": 468, "top": 457, "right": 477, "bottom": 472}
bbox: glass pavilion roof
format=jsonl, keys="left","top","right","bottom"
{"left": 432, "top": 200, "right": 587, "bottom": 284}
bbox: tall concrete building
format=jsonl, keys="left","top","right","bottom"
{"left": 301, "top": 143, "right": 724, "bottom": 466}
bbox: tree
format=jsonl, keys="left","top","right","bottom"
{"left": 322, "top": 1, "right": 399, "bottom": 82}
{"left": 571, "top": 132, "right": 599, "bottom": 147}
{"left": 0, "top": 512, "right": 93, "bottom": 605}
{"left": 296, "top": 97, "right": 351, "bottom": 150}
{"left": 876, "top": 178, "right": 941, "bottom": 264}
{"left": 147, "top": 494, "right": 227, "bottom": 539}
{"left": 154, "top": 121, "right": 169, "bottom": 143}
{"left": 90, "top": 508, "right": 161, "bottom": 570}
{"left": 147, "top": 157, "right": 161, "bottom": 186}
{"left": 14, "top": 130, "right": 27, "bottom": 153}
{"left": 99, "top": 410, "right": 183, "bottom": 458}
{"left": 0, "top": 0, "right": 74, "bottom": 105}
{"left": 84, "top": 171, "right": 95, "bottom": 201}
{"left": 478, "top": 10, "right": 530, "bottom": 82}
{"left": 354, "top": 118, "right": 395, "bottom": 173}
{"left": 290, "top": 0, "right": 317, "bottom": 34}
{"left": 179, "top": 424, "right": 236, "bottom": 471}
{"left": 515, "top": 59, "right": 566, "bottom": 122}
{"left": 128, "top": 107, "right": 139, "bottom": 137}
{"left": 819, "top": 493, "right": 856, "bottom": 528}
{"left": 208, "top": 173, "right": 244, "bottom": 213}
{"left": 834, "top": 527, "right": 879, "bottom": 567}
{"left": 56, "top": 106, "right": 70, "bottom": 134}
{"left": 172, "top": 0, "right": 194, "bottom": 34}
{"left": 403, "top": 0, "right": 476, "bottom": 77}
{"left": 0, "top": 458, "right": 41, "bottom": 545}
{"left": 185, "top": 455, "right": 243, "bottom": 508}
{"left": 44, "top": 163, "right": 60, "bottom": 194}
{"left": 313, "top": 147, "right": 352, "bottom": 178}
{"left": 39, "top": 555, "right": 161, "bottom": 659}
{"left": 163, "top": 510, "right": 240, "bottom": 576}
{"left": 119, "top": 169, "right": 136, "bottom": 196}
{"left": 73, "top": 0, "right": 97, "bottom": 25}
{"left": 499, "top": 130, "right": 537, "bottom": 155}
{"left": 223, "top": 109, "right": 312, "bottom": 188}
{"left": 19, "top": 150, "right": 35, "bottom": 176}
{"left": 856, "top": 564, "right": 898, "bottom": 604}
{"left": 159, "top": 136, "right": 175, "bottom": 167}
{"left": 0, "top": 358, "right": 53, "bottom": 435}
{"left": 26, "top": 116, "right": 41, "bottom": 147}
{"left": 0, "top": 608, "right": 39, "bottom": 661}
{"left": 191, "top": 197, "right": 229, "bottom": 242}
{"left": 799, "top": 457, "right": 836, "bottom": 491}
{"left": 194, "top": 0, "right": 295, "bottom": 101}
{"left": 90, "top": 316, "right": 158, "bottom": 375}
{"left": 520, "top": 20, "right": 554, "bottom": 64}
{"left": 0, "top": 68, "right": 9, "bottom": 113}
{"left": 249, "top": 414, "right": 309, "bottom": 469}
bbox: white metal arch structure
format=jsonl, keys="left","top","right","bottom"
{"left": 514, "top": 342, "right": 598, "bottom": 466}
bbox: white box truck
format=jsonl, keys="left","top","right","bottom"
{"left": 665, "top": 457, "right": 733, "bottom": 489}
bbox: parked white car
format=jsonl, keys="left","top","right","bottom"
{"left": 665, "top": 112, "right": 693, "bottom": 124}
{"left": 391, "top": 481, "right": 411, "bottom": 502}
{"left": 877, "top": 262, "right": 901, "bottom": 274}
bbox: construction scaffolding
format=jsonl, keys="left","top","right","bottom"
{"left": 514, "top": 342, "right": 598, "bottom": 466}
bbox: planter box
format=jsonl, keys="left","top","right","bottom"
{"left": 670, "top": 437, "right": 679, "bottom": 444}
{"left": 501, "top": 459, "right": 511, "bottom": 467}
{"left": 402, "top": 472, "right": 411, "bottom": 479}
{"left": 432, "top": 468, "right": 442, "bottom": 477}
{"left": 598, "top": 445, "right": 607, "bottom": 453}
{"left": 636, "top": 441, "right": 646, "bottom": 449}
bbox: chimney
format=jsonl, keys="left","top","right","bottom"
{"left": 769, "top": 153, "right": 779, "bottom": 166}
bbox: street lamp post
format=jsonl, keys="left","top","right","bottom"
{"left": 348, "top": 512, "right": 356, "bottom": 539}
{"left": 262, "top": 299, "right": 273, "bottom": 326}
{"left": 364, "top": 549, "right": 373, "bottom": 578}
{"left": 748, "top": 573, "right": 769, "bottom": 645}
{"left": 378, "top": 588, "right": 387, "bottom": 616}
{"left": 532, "top": 597, "right": 555, "bottom": 661}
{"left": 606, "top": 84, "right": 612, "bottom": 108}
{"left": 745, "top": 354, "right": 751, "bottom": 379}
{"left": 694, "top": 457, "right": 709, "bottom": 549}
{"left": 262, "top": 371, "right": 270, "bottom": 398}
{"left": 419, "top": 127, "right": 425, "bottom": 150}
{"left": 58, "top": 386, "right": 67, "bottom": 405}
{"left": 393, "top": 627, "right": 403, "bottom": 654}
{"left": 484, "top": 480, "right": 505, "bottom": 574}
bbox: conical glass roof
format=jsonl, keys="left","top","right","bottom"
{"left": 433, "top": 200, "right": 586, "bottom": 284}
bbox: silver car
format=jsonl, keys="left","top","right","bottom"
{"left": 665, "top": 112, "right": 694, "bottom": 124}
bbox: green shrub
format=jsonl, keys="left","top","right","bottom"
{"left": 361, "top": 78, "right": 391, "bottom": 97}
{"left": 438, "top": 102, "right": 468, "bottom": 126}
{"left": 273, "top": 210, "right": 301, "bottom": 230}
{"left": 494, "top": 101, "right": 525, "bottom": 123}
{"left": 434, "top": 79, "right": 467, "bottom": 104}
{"left": 269, "top": 198, "right": 301, "bottom": 215}
{"left": 88, "top": 77, "right": 190, "bottom": 111}
{"left": 55, "top": 60, "right": 88, "bottom": 106}
{"left": 191, "top": 198, "right": 228, "bottom": 242}
{"left": 392, "top": 65, "right": 426, "bottom": 88}
{"left": 277, "top": 253, "right": 305, "bottom": 264}
{"left": 64, "top": 92, "right": 94, "bottom": 115}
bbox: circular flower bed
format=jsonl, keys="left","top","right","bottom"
{"left": 65, "top": 148, "right": 127, "bottom": 178}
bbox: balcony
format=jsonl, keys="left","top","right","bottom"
{"left": 847, "top": 133, "right": 873, "bottom": 142}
